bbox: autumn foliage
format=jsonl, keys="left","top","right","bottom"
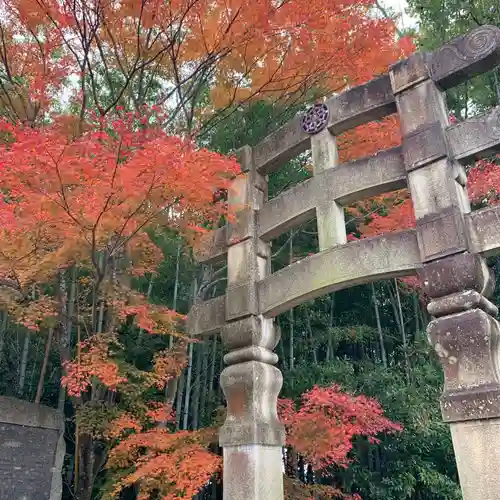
{"left": 279, "top": 385, "right": 402, "bottom": 470}
{"left": 0, "top": 0, "right": 416, "bottom": 498}
{"left": 0, "top": 0, "right": 413, "bottom": 132}
{"left": 102, "top": 384, "right": 401, "bottom": 499}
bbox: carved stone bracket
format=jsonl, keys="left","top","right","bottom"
{"left": 420, "top": 252, "right": 499, "bottom": 422}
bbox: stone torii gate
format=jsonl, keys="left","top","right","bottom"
{"left": 188, "top": 25, "right": 500, "bottom": 500}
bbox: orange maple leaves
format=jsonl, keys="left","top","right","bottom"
{"left": 0, "top": 0, "right": 413, "bottom": 133}
{"left": 108, "top": 427, "right": 221, "bottom": 500}
{"left": 279, "top": 384, "right": 402, "bottom": 470}
{"left": 0, "top": 109, "right": 237, "bottom": 318}
{"left": 468, "top": 158, "right": 500, "bottom": 206}
{"left": 61, "top": 334, "right": 127, "bottom": 396}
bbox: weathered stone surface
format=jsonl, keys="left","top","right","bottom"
{"left": 221, "top": 315, "right": 279, "bottom": 351}
{"left": 466, "top": 205, "right": 500, "bottom": 257}
{"left": 253, "top": 115, "right": 310, "bottom": 175}
{"left": 227, "top": 238, "right": 269, "bottom": 286}
{"left": 257, "top": 147, "right": 406, "bottom": 241}
{"left": 443, "top": 385, "right": 500, "bottom": 422}
{"left": 416, "top": 207, "right": 468, "bottom": 262}
{"left": 402, "top": 122, "right": 448, "bottom": 171}
{"left": 451, "top": 419, "right": 500, "bottom": 500}
{"left": 419, "top": 252, "right": 494, "bottom": 299}
{"left": 258, "top": 177, "right": 317, "bottom": 242}
{"left": 447, "top": 106, "right": 500, "bottom": 163}
{"left": 228, "top": 209, "right": 259, "bottom": 245}
{"left": 333, "top": 147, "right": 407, "bottom": 205}
{"left": 395, "top": 79, "right": 449, "bottom": 136}
{"left": 428, "top": 310, "right": 495, "bottom": 393}
{"left": 0, "top": 396, "right": 64, "bottom": 500}
{"left": 252, "top": 76, "right": 397, "bottom": 174}
{"left": 311, "top": 128, "right": 339, "bottom": 175}
{"left": 187, "top": 295, "right": 226, "bottom": 336}
{"left": 428, "top": 309, "right": 500, "bottom": 421}
{"left": 311, "top": 129, "right": 345, "bottom": 251}
{"left": 226, "top": 282, "right": 259, "bottom": 321}
{"left": 188, "top": 25, "right": 500, "bottom": 500}
{"left": 327, "top": 75, "right": 397, "bottom": 134}
{"left": 228, "top": 171, "right": 266, "bottom": 211}
{"left": 223, "top": 445, "right": 284, "bottom": 500}
{"left": 429, "top": 25, "right": 500, "bottom": 90}
{"left": 224, "top": 346, "right": 279, "bottom": 365}
{"left": 390, "top": 51, "right": 431, "bottom": 94}
{"left": 427, "top": 290, "right": 498, "bottom": 318}
{"left": 193, "top": 226, "right": 228, "bottom": 264}
{"left": 259, "top": 230, "right": 420, "bottom": 317}
{"left": 219, "top": 361, "right": 285, "bottom": 446}
{"left": 234, "top": 145, "right": 253, "bottom": 172}
{"left": 220, "top": 145, "right": 285, "bottom": 500}
{"left": 407, "top": 159, "right": 467, "bottom": 220}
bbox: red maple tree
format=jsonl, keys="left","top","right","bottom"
{"left": 0, "top": 0, "right": 416, "bottom": 498}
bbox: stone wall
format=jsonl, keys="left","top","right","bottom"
{"left": 0, "top": 396, "right": 64, "bottom": 500}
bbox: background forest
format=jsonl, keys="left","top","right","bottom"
{"left": 0, "top": 0, "right": 499, "bottom": 499}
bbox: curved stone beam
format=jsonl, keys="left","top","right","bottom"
{"left": 326, "top": 75, "right": 396, "bottom": 135}
{"left": 447, "top": 106, "right": 500, "bottom": 163}
{"left": 259, "top": 230, "right": 421, "bottom": 317}
{"left": 333, "top": 146, "right": 406, "bottom": 205}
{"left": 465, "top": 205, "right": 500, "bottom": 257}
{"left": 252, "top": 76, "right": 397, "bottom": 175}
{"left": 429, "top": 25, "right": 500, "bottom": 90}
{"left": 257, "top": 147, "right": 406, "bottom": 241}
{"left": 193, "top": 226, "right": 229, "bottom": 264}
{"left": 253, "top": 115, "right": 311, "bottom": 176}
{"left": 187, "top": 295, "right": 226, "bottom": 336}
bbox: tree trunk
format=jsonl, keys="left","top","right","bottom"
{"left": 137, "top": 274, "right": 155, "bottom": 344}
{"left": 75, "top": 433, "right": 95, "bottom": 500}
{"left": 163, "top": 244, "right": 181, "bottom": 408}
{"left": 285, "top": 445, "right": 298, "bottom": 479}
{"left": 327, "top": 293, "right": 335, "bottom": 361}
{"left": 59, "top": 267, "right": 76, "bottom": 411}
{"left": 371, "top": 283, "right": 387, "bottom": 368}
{"left": 413, "top": 293, "right": 420, "bottom": 337}
{"left": 298, "top": 455, "right": 306, "bottom": 483}
{"left": 393, "top": 279, "right": 410, "bottom": 383}
{"left": 0, "top": 310, "right": 7, "bottom": 365}
{"left": 208, "top": 334, "right": 217, "bottom": 414}
{"left": 175, "top": 369, "right": 185, "bottom": 431}
{"left": 28, "top": 335, "right": 43, "bottom": 401}
{"left": 289, "top": 232, "right": 295, "bottom": 370}
{"left": 277, "top": 320, "right": 288, "bottom": 370}
{"left": 198, "top": 340, "right": 209, "bottom": 427}
{"left": 170, "top": 242, "right": 181, "bottom": 349}
{"left": 304, "top": 306, "right": 318, "bottom": 364}
{"left": 18, "top": 331, "right": 31, "bottom": 396}
{"left": 192, "top": 342, "right": 203, "bottom": 430}
{"left": 182, "top": 341, "right": 194, "bottom": 429}
{"left": 35, "top": 327, "right": 54, "bottom": 404}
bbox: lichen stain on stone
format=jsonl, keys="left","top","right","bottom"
{"left": 435, "top": 342, "right": 449, "bottom": 358}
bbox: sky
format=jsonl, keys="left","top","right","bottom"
{"left": 381, "top": 0, "right": 419, "bottom": 30}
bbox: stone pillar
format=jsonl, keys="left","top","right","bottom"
{"left": 390, "top": 54, "right": 500, "bottom": 499}
{"left": 219, "top": 145, "right": 285, "bottom": 500}
{"left": 311, "top": 128, "right": 347, "bottom": 250}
